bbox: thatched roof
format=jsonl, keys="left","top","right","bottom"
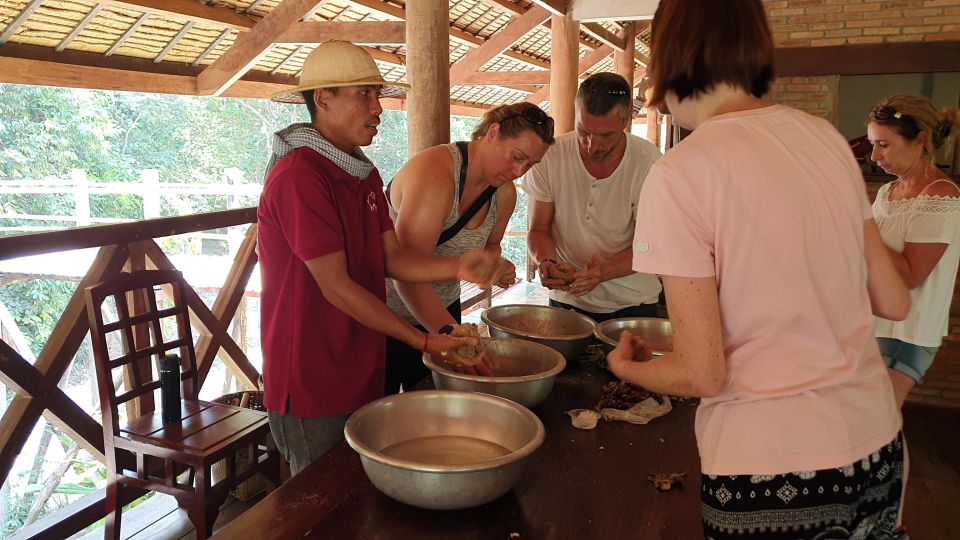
{"left": 0, "top": 0, "right": 651, "bottom": 115}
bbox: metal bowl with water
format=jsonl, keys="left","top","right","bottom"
{"left": 595, "top": 317, "right": 673, "bottom": 355}
{"left": 343, "top": 390, "right": 544, "bottom": 510}
{"left": 423, "top": 337, "right": 565, "bottom": 408}
{"left": 481, "top": 304, "right": 597, "bottom": 362}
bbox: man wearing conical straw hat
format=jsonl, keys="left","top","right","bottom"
{"left": 257, "top": 41, "right": 509, "bottom": 476}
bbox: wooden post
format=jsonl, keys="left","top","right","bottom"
{"left": 646, "top": 108, "right": 660, "bottom": 147}
{"left": 614, "top": 22, "right": 637, "bottom": 133}
{"left": 406, "top": 0, "right": 450, "bottom": 155}
{"left": 549, "top": 12, "right": 579, "bottom": 135}
{"left": 71, "top": 169, "right": 90, "bottom": 227}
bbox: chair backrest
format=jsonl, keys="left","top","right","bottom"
{"left": 85, "top": 269, "right": 199, "bottom": 435}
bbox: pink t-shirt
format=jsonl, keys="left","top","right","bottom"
{"left": 633, "top": 105, "right": 901, "bottom": 475}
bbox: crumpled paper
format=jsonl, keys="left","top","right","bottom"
{"left": 566, "top": 409, "right": 601, "bottom": 429}
{"left": 566, "top": 397, "right": 672, "bottom": 430}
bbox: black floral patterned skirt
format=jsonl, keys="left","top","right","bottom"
{"left": 701, "top": 433, "right": 905, "bottom": 540}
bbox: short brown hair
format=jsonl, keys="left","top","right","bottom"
{"left": 647, "top": 0, "right": 774, "bottom": 107}
{"left": 471, "top": 102, "right": 555, "bottom": 145}
{"left": 577, "top": 72, "right": 632, "bottom": 120}
{"left": 868, "top": 94, "right": 960, "bottom": 162}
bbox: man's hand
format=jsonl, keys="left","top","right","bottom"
{"left": 538, "top": 259, "right": 571, "bottom": 291}
{"left": 458, "top": 249, "right": 513, "bottom": 289}
{"left": 424, "top": 334, "right": 494, "bottom": 376}
{"left": 607, "top": 330, "right": 652, "bottom": 380}
{"left": 569, "top": 253, "right": 607, "bottom": 297}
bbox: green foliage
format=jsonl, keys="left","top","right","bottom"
{"left": 0, "top": 279, "right": 76, "bottom": 358}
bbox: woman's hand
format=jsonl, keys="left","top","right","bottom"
{"left": 606, "top": 330, "right": 651, "bottom": 380}
{"left": 458, "top": 249, "right": 512, "bottom": 289}
{"left": 496, "top": 260, "right": 517, "bottom": 288}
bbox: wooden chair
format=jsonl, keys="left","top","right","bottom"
{"left": 85, "top": 269, "right": 280, "bottom": 539}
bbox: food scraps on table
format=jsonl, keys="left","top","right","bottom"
{"left": 648, "top": 472, "right": 687, "bottom": 491}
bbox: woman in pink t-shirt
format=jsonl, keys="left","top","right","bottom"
{"left": 607, "top": 1, "right": 912, "bottom": 538}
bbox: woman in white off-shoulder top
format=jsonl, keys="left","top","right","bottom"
{"left": 868, "top": 94, "right": 960, "bottom": 406}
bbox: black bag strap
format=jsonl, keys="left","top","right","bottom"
{"left": 436, "top": 141, "right": 497, "bottom": 246}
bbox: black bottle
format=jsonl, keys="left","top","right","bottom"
{"left": 159, "top": 354, "right": 182, "bottom": 422}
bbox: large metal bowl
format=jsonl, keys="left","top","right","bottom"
{"left": 423, "top": 337, "right": 565, "bottom": 408}
{"left": 481, "top": 304, "right": 597, "bottom": 362}
{"left": 595, "top": 317, "right": 673, "bottom": 355}
{"left": 343, "top": 390, "right": 544, "bottom": 510}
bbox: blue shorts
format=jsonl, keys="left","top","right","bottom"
{"left": 877, "top": 337, "right": 939, "bottom": 383}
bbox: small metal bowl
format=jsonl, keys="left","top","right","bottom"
{"left": 595, "top": 317, "right": 673, "bottom": 355}
{"left": 481, "top": 304, "right": 597, "bottom": 362}
{"left": 423, "top": 337, "right": 565, "bottom": 408}
{"left": 344, "top": 390, "right": 544, "bottom": 510}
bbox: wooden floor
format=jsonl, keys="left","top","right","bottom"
{"left": 69, "top": 283, "right": 960, "bottom": 539}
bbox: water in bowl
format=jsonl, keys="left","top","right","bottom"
{"left": 381, "top": 435, "right": 512, "bottom": 465}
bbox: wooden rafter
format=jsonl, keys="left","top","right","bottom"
{"left": 196, "top": 0, "right": 327, "bottom": 96}
{"left": 450, "top": 5, "right": 550, "bottom": 84}
{"left": 56, "top": 5, "right": 104, "bottom": 53}
{"left": 458, "top": 70, "right": 549, "bottom": 86}
{"left": 275, "top": 21, "right": 406, "bottom": 46}
{"left": 105, "top": 12, "right": 150, "bottom": 57}
{"left": 0, "top": 0, "right": 45, "bottom": 45}
{"left": 581, "top": 22, "right": 625, "bottom": 51}
{"left": 525, "top": 44, "right": 613, "bottom": 105}
{"left": 96, "top": 0, "right": 256, "bottom": 33}
{"left": 154, "top": 21, "right": 194, "bottom": 63}
{"left": 192, "top": 28, "right": 233, "bottom": 67}
{"left": 350, "top": 0, "right": 551, "bottom": 70}
{"left": 529, "top": 0, "right": 568, "bottom": 16}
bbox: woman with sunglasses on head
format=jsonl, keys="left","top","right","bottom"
{"left": 608, "top": 1, "right": 912, "bottom": 538}
{"left": 382, "top": 102, "right": 555, "bottom": 393}
{"left": 868, "top": 96, "right": 960, "bottom": 407}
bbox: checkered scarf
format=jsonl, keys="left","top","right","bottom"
{"left": 264, "top": 123, "right": 375, "bottom": 181}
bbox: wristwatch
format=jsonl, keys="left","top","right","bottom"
{"left": 438, "top": 324, "right": 455, "bottom": 335}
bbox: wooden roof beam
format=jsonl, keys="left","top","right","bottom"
{"left": 525, "top": 44, "right": 613, "bottom": 105}
{"left": 196, "top": 0, "right": 327, "bottom": 96}
{"left": 458, "top": 70, "right": 550, "bottom": 86}
{"left": 350, "top": 0, "right": 552, "bottom": 70}
{"left": 529, "top": 0, "right": 569, "bottom": 16}
{"left": 581, "top": 22, "right": 625, "bottom": 51}
{"left": 97, "top": 1, "right": 256, "bottom": 32}
{"left": 275, "top": 21, "right": 405, "bottom": 46}
{"left": 450, "top": 5, "right": 550, "bottom": 84}
{"left": 56, "top": 5, "right": 104, "bottom": 52}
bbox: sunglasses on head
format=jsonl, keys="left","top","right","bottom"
{"left": 871, "top": 105, "right": 905, "bottom": 121}
{"left": 502, "top": 107, "right": 555, "bottom": 137}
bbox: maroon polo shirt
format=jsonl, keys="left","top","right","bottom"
{"left": 257, "top": 147, "right": 393, "bottom": 418}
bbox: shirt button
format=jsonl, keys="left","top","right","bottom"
{"left": 586, "top": 216, "right": 591, "bottom": 220}
{"left": 588, "top": 202, "right": 594, "bottom": 207}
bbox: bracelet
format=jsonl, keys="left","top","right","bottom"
{"left": 540, "top": 258, "right": 557, "bottom": 265}
{"left": 422, "top": 333, "right": 430, "bottom": 352}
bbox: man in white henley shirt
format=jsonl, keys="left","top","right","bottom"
{"left": 523, "top": 72, "right": 662, "bottom": 322}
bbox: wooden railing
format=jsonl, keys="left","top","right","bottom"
{"left": 0, "top": 209, "right": 258, "bottom": 539}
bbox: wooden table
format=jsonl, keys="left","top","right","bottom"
{"left": 212, "top": 364, "right": 703, "bottom": 539}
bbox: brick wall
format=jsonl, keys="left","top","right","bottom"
{"left": 764, "top": 0, "right": 959, "bottom": 47}
{"left": 761, "top": 0, "right": 960, "bottom": 121}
